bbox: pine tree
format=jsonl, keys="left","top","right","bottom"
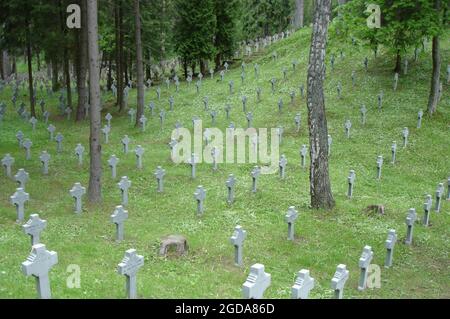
{"left": 214, "top": 0, "right": 239, "bottom": 69}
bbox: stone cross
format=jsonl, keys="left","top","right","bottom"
{"left": 344, "top": 120, "right": 352, "bottom": 138}
{"left": 203, "top": 96, "right": 209, "bottom": 110}
{"left": 279, "top": 154, "right": 287, "bottom": 179}
{"left": 256, "top": 87, "right": 262, "bottom": 102}
{"left": 377, "top": 91, "right": 383, "bottom": 110}
{"left": 22, "top": 244, "right": 58, "bottom": 299}
{"left": 299, "top": 84, "right": 305, "bottom": 99}
{"left": 229, "top": 80, "right": 234, "bottom": 94}
{"left": 15, "top": 168, "right": 29, "bottom": 189}
{"left": 254, "top": 63, "right": 260, "bottom": 77}
{"left": 391, "top": 141, "right": 397, "bottom": 164}
{"left": 417, "top": 110, "right": 423, "bottom": 128}
{"left": 405, "top": 208, "right": 417, "bottom": 245}
{"left": 402, "top": 127, "right": 409, "bottom": 147}
{"left": 139, "top": 115, "right": 147, "bottom": 132}
{"left": 168, "top": 139, "right": 177, "bottom": 159}
{"left": 230, "top": 225, "right": 247, "bottom": 266}
{"left": 156, "top": 87, "right": 161, "bottom": 99}
{"left": 65, "top": 107, "right": 72, "bottom": 120}
{"left": 135, "top": 145, "right": 144, "bottom": 169}
{"left": 328, "top": 135, "right": 332, "bottom": 157}
{"left": 128, "top": 108, "right": 136, "bottom": 124}
{"left": 270, "top": 78, "right": 276, "bottom": 93}
{"left": 159, "top": 110, "right": 165, "bottom": 128}
{"left": 331, "top": 264, "right": 349, "bottom": 299}
{"left": 435, "top": 183, "right": 444, "bottom": 212}
{"left": 246, "top": 112, "right": 253, "bottom": 128}
{"left": 278, "top": 98, "right": 283, "bottom": 113}
{"left": 384, "top": 229, "right": 397, "bottom": 268}
{"left": 108, "top": 155, "right": 119, "bottom": 179}
{"left": 105, "top": 113, "right": 112, "bottom": 127}
{"left": 251, "top": 166, "right": 261, "bottom": 193}
{"left": 194, "top": 185, "right": 206, "bottom": 215}
{"left": 241, "top": 72, "right": 245, "bottom": 84}
{"left": 347, "top": 170, "right": 356, "bottom": 198}
{"left": 404, "top": 59, "right": 408, "bottom": 75}
{"left": 154, "top": 166, "right": 165, "bottom": 192}
{"left": 47, "top": 124, "right": 55, "bottom": 140}
{"left": 22, "top": 139, "right": 32, "bottom": 160}
{"left": 74, "top": 144, "right": 84, "bottom": 166}
{"left": 210, "top": 110, "right": 217, "bottom": 125}
{"left": 241, "top": 95, "right": 247, "bottom": 112}
{"left": 102, "top": 125, "right": 110, "bottom": 144}
{"left": 242, "top": 264, "right": 271, "bottom": 299}
{"left": 29, "top": 116, "right": 37, "bottom": 131}
{"left": 122, "top": 135, "right": 130, "bottom": 154}
{"left": 211, "top": 147, "right": 219, "bottom": 171}
{"left": 55, "top": 133, "right": 64, "bottom": 153}
{"left": 358, "top": 245, "right": 373, "bottom": 291}
{"left": 148, "top": 102, "right": 155, "bottom": 116}
{"left": 337, "top": 82, "right": 342, "bottom": 98}
{"left": 111, "top": 205, "right": 128, "bottom": 242}
{"left": 188, "top": 153, "right": 197, "bottom": 179}
{"left": 376, "top": 155, "right": 383, "bottom": 180}
{"left": 209, "top": 68, "right": 214, "bottom": 79}
{"left": 423, "top": 194, "right": 432, "bottom": 226}
{"left": 360, "top": 105, "right": 367, "bottom": 125}
{"left": 70, "top": 182, "right": 86, "bottom": 214}
{"left": 11, "top": 188, "right": 30, "bottom": 221}
{"left": 295, "top": 113, "right": 301, "bottom": 132}
{"left": 220, "top": 70, "right": 225, "bottom": 81}
{"left": 226, "top": 174, "right": 236, "bottom": 204}
{"left": 285, "top": 206, "right": 298, "bottom": 241}
{"left": 23, "top": 214, "right": 47, "bottom": 245}
{"left": 393, "top": 72, "right": 399, "bottom": 91}
{"left": 39, "top": 151, "right": 50, "bottom": 175}
{"left": 290, "top": 91, "right": 295, "bottom": 104}
{"left": 2, "top": 153, "right": 14, "bottom": 177}
{"left": 277, "top": 127, "right": 283, "bottom": 145}
{"left": 224, "top": 62, "right": 229, "bottom": 71}
{"left": 118, "top": 176, "right": 131, "bottom": 206}
{"left": 292, "top": 269, "right": 315, "bottom": 299}
{"left": 195, "top": 81, "right": 201, "bottom": 93}
{"left": 169, "top": 96, "right": 174, "bottom": 111}
{"left": 117, "top": 249, "right": 144, "bottom": 299}
{"left": 300, "top": 145, "right": 307, "bottom": 168}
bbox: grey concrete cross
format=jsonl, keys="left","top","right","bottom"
{"left": 2, "top": 153, "right": 14, "bottom": 177}
{"left": 226, "top": 174, "right": 236, "bottom": 204}
{"left": 291, "top": 269, "right": 315, "bottom": 299}
{"left": 194, "top": 185, "right": 206, "bottom": 215}
{"left": 47, "top": 124, "right": 55, "bottom": 140}
{"left": 11, "top": 188, "right": 30, "bottom": 221}
{"left": 402, "top": 127, "right": 409, "bottom": 147}
{"left": 376, "top": 155, "right": 383, "bottom": 179}
{"left": 23, "top": 214, "right": 47, "bottom": 245}
{"left": 135, "top": 145, "right": 144, "bottom": 169}
{"left": 417, "top": 110, "right": 423, "bottom": 128}
{"left": 15, "top": 168, "right": 29, "bottom": 189}
{"left": 70, "top": 182, "right": 86, "bottom": 214}
{"left": 111, "top": 205, "right": 128, "bottom": 242}
{"left": 344, "top": 120, "right": 352, "bottom": 138}
{"left": 122, "top": 135, "right": 130, "bottom": 154}
{"left": 74, "top": 144, "right": 85, "bottom": 166}
{"left": 405, "top": 208, "right": 417, "bottom": 245}
{"left": 230, "top": 225, "right": 246, "bottom": 266}
{"left": 300, "top": 145, "right": 307, "bottom": 168}
{"left": 242, "top": 263, "right": 271, "bottom": 299}
{"left": 102, "top": 125, "right": 110, "bottom": 144}
{"left": 105, "top": 113, "right": 112, "bottom": 127}
{"left": 117, "top": 249, "right": 144, "bottom": 299}
{"left": 211, "top": 147, "right": 219, "bottom": 171}
{"left": 251, "top": 166, "right": 261, "bottom": 193}
{"left": 423, "top": 194, "right": 432, "bottom": 226}
{"left": 391, "top": 141, "right": 397, "bottom": 164}
{"left": 188, "top": 153, "right": 197, "bottom": 179}
{"left": 347, "top": 170, "right": 356, "bottom": 198}
{"left": 139, "top": 115, "right": 147, "bottom": 132}
{"left": 118, "top": 176, "right": 131, "bottom": 206}
{"left": 331, "top": 264, "right": 349, "bottom": 299}
{"left": 384, "top": 229, "right": 397, "bottom": 268}
{"left": 295, "top": 113, "right": 301, "bottom": 132}
{"left": 108, "top": 155, "right": 119, "bottom": 179}
{"left": 435, "top": 183, "right": 444, "bottom": 213}
{"left": 128, "top": 108, "right": 136, "bottom": 124}
{"left": 279, "top": 154, "right": 287, "bottom": 179}
{"left": 22, "top": 244, "right": 58, "bottom": 299}
{"left": 358, "top": 246, "right": 373, "bottom": 291}
{"left": 360, "top": 105, "right": 367, "bottom": 125}
{"left": 154, "top": 166, "right": 165, "bottom": 192}
{"left": 55, "top": 133, "right": 64, "bottom": 153}
{"left": 39, "top": 151, "right": 50, "bottom": 175}
{"left": 285, "top": 206, "right": 298, "bottom": 241}
{"left": 29, "top": 116, "right": 37, "bottom": 131}
{"left": 23, "top": 139, "right": 32, "bottom": 160}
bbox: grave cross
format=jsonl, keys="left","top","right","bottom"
{"left": 423, "top": 194, "right": 432, "bottom": 226}
{"left": 290, "top": 91, "right": 295, "bottom": 104}
{"left": 242, "top": 264, "right": 271, "bottom": 299}
{"left": 23, "top": 139, "right": 32, "bottom": 160}
{"left": 376, "top": 155, "right": 383, "bottom": 180}
{"left": 188, "top": 153, "right": 197, "bottom": 179}
{"left": 159, "top": 110, "right": 165, "bottom": 128}
{"left": 65, "top": 107, "right": 72, "bottom": 120}
{"left": 331, "top": 264, "right": 349, "bottom": 299}
{"left": 118, "top": 176, "right": 131, "bottom": 206}
{"left": 229, "top": 80, "right": 234, "bottom": 95}
{"left": 285, "top": 206, "right": 298, "bottom": 241}
{"left": 39, "top": 151, "right": 50, "bottom": 175}
{"left": 344, "top": 120, "right": 352, "bottom": 138}
{"left": 384, "top": 229, "right": 397, "bottom": 268}
{"left": 169, "top": 96, "right": 174, "bottom": 111}
{"left": 435, "top": 183, "right": 444, "bottom": 213}
{"left": 108, "top": 155, "right": 119, "bottom": 179}
{"left": 75, "top": 144, "right": 85, "bottom": 166}
{"left": 111, "top": 205, "right": 128, "bottom": 242}
{"left": 135, "top": 145, "right": 144, "bottom": 169}
{"left": 402, "top": 127, "right": 409, "bottom": 147}
{"left": 203, "top": 96, "right": 209, "bottom": 110}
{"left": 358, "top": 246, "right": 373, "bottom": 291}
{"left": 210, "top": 110, "right": 217, "bottom": 125}
{"left": 22, "top": 244, "right": 58, "bottom": 299}
{"left": 391, "top": 141, "right": 397, "bottom": 164}
{"left": 224, "top": 104, "right": 231, "bottom": 119}
{"left": 300, "top": 145, "right": 307, "bottom": 168}
{"left": 105, "top": 113, "right": 112, "bottom": 127}
{"left": 278, "top": 99, "right": 283, "bottom": 113}
{"left": 2, "top": 153, "right": 14, "bottom": 177}
{"left": 377, "top": 91, "right": 383, "bottom": 110}
{"left": 15, "top": 168, "right": 29, "bottom": 189}
{"left": 211, "top": 147, "right": 219, "bottom": 171}
{"left": 246, "top": 112, "right": 253, "bottom": 128}
{"left": 55, "top": 133, "right": 64, "bottom": 153}
{"left": 292, "top": 269, "right": 315, "bottom": 299}
{"left": 139, "top": 115, "right": 147, "bottom": 132}
{"left": 405, "top": 208, "right": 417, "bottom": 245}
{"left": 29, "top": 117, "right": 37, "bottom": 131}
{"left": 226, "top": 174, "right": 236, "bottom": 204}
{"left": 23, "top": 214, "right": 47, "bottom": 246}
{"left": 241, "top": 95, "right": 247, "bottom": 112}
{"left": 154, "top": 166, "right": 166, "bottom": 192}
{"left": 417, "top": 110, "right": 423, "bottom": 128}
{"left": 270, "top": 78, "right": 276, "bottom": 93}
{"left": 347, "top": 170, "right": 356, "bottom": 198}
{"left": 69, "top": 183, "right": 86, "bottom": 214}
{"left": 10, "top": 188, "right": 30, "bottom": 221}
{"left": 128, "top": 108, "right": 136, "bottom": 124}
{"left": 256, "top": 87, "right": 262, "bottom": 102}
{"left": 393, "top": 73, "right": 399, "bottom": 91}
{"left": 122, "top": 135, "right": 130, "bottom": 154}
{"left": 230, "top": 225, "right": 247, "bottom": 266}
{"left": 360, "top": 105, "right": 367, "bottom": 125}
{"left": 251, "top": 166, "right": 261, "bottom": 193}
{"left": 295, "top": 113, "right": 301, "bottom": 132}
{"left": 117, "top": 249, "right": 144, "bottom": 299}
{"left": 194, "top": 185, "right": 206, "bottom": 215}
{"left": 47, "top": 124, "right": 55, "bottom": 140}
{"left": 279, "top": 154, "right": 287, "bottom": 179}
{"left": 168, "top": 139, "right": 178, "bottom": 159}
{"left": 16, "top": 130, "right": 24, "bottom": 147}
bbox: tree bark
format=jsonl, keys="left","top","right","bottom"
{"left": 306, "top": 0, "right": 335, "bottom": 210}
{"left": 25, "top": 18, "right": 36, "bottom": 117}
{"left": 59, "top": 0, "right": 72, "bottom": 109}
{"left": 76, "top": 0, "right": 88, "bottom": 121}
{"left": 107, "top": 52, "right": 112, "bottom": 91}
{"left": 428, "top": 0, "right": 441, "bottom": 116}
{"left": 87, "top": 0, "right": 102, "bottom": 203}
{"left": 294, "top": 0, "right": 304, "bottom": 28}
{"left": 51, "top": 58, "right": 59, "bottom": 92}
{"left": 117, "top": 0, "right": 125, "bottom": 111}
{"left": 134, "top": 0, "right": 145, "bottom": 126}
{"left": 394, "top": 50, "right": 401, "bottom": 73}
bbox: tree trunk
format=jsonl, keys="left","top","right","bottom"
{"left": 76, "top": 0, "right": 88, "bottom": 121}
{"left": 117, "top": 1, "right": 125, "bottom": 111}
{"left": 294, "top": 0, "right": 304, "bottom": 28}
{"left": 394, "top": 50, "right": 401, "bottom": 73}
{"left": 134, "top": 0, "right": 145, "bottom": 126}
{"left": 183, "top": 57, "right": 188, "bottom": 79}
{"left": 87, "top": 0, "right": 102, "bottom": 203}
{"left": 63, "top": 49, "right": 72, "bottom": 109}
{"left": 51, "top": 58, "right": 59, "bottom": 92}
{"left": 306, "top": 0, "right": 335, "bottom": 210}
{"left": 36, "top": 51, "right": 41, "bottom": 71}
{"left": 427, "top": 1, "right": 441, "bottom": 115}
{"left": 25, "top": 19, "right": 36, "bottom": 117}
{"left": 124, "top": 51, "right": 129, "bottom": 85}
{"left": 107, "top": 52, "right": 112, "bottom": 91}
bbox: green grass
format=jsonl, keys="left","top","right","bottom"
{"left": 0, "top": 27, "right": 449, "bottom": 299}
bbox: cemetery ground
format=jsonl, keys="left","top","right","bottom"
{"left": 0, "top": 28, "right": 449, "bottom": 299}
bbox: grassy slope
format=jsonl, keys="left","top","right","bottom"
{"left": 0, "top": 27, "right": 449, "bottom": 299}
